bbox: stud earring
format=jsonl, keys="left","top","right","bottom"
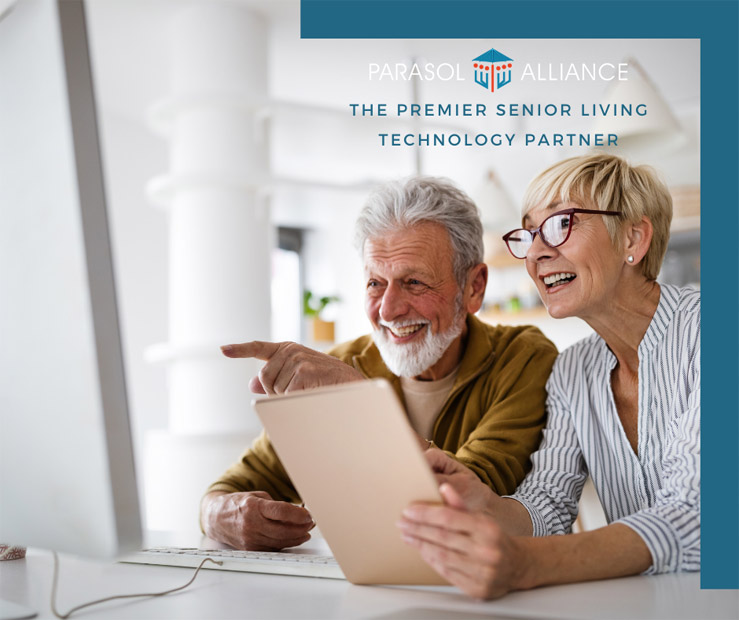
{"left": 627, "top": 255, "right": 634, "bottom": 263}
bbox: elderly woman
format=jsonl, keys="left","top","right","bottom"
{"left": 397, "top": 153, "right": 700, "bottom": 599}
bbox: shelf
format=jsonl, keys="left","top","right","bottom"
{"left": 486, "top": 252, "right": 522, "bottom": 269}
{"left": 479, "top": 307, "right": 549, "bottom": 324}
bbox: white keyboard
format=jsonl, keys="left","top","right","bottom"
{"left": 122, "top": 547, "right": 345, "bottom": 580}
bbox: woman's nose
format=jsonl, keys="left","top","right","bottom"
{"left": 525, "top": 232, "right": 555, "bottom": 262}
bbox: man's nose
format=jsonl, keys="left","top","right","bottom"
{"left": 379, "top": 282, "right": 409, "bottom": 322}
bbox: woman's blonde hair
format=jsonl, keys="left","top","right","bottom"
{"left": 522, "top": 153, "right": 672, "bottom": 280}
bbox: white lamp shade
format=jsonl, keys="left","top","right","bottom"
{"left": 592, "top": 57, "right": 683, "bottom": 152}
{"left": 474, "top": 170, "right": 519, "bottom": 233}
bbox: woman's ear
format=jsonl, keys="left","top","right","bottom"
{"left": 464, "top": 263, "right": 488, "bottom": 314}
{"left": 623, "top": 216, "right": 653, "bottom": 265}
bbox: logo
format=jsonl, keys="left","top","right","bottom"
{"left": 473, "top": 48, "right": 513, "bottom": 93}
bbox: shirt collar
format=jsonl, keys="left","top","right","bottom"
{"left": 598, "top": 283, "right": 680, "bottom": 367}
{"left": 638, "top": 284, "right": 680, "bottom": 356}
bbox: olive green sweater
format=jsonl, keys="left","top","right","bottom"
{"left": 207, "top": 314, "right": 558, "bottom": 500}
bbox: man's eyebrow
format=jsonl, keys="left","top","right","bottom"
{"left": 364, "top": 264, "right": 435, "bottom": 280}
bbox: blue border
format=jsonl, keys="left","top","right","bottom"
{"left": 301, "top": 0, "right": 739, "bottom": 589}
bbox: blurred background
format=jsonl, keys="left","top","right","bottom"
{"left": 81, "top": 0, "right": 699, "bottom": 531}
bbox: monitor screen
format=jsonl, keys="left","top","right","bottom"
{"left": 0, "top": 0, "right": 141, "bottom": 558}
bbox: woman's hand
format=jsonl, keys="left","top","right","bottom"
{"left": 397, "top": 484, "right": 532, "bottom": 600}
{"left": 424, "top": 448, "right": 501, "bottom": 515}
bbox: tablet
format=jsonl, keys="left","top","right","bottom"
{"left": 253, "top": 378, "right": 448, "bottom": 585}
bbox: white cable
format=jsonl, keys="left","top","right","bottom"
{"left": 50, "top": 551, "right": 223, "bottom": 619}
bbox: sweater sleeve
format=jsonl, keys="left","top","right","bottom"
{"left": 205, "top": 430, "right": 301, "bottom": 503}
{"left": 452, "top": 328, "right": 559, "bottom": 496}
{"left": 204, "top": 343, "right": 358, "bottom": 502}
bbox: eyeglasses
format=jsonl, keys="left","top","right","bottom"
{"left": 502, "top": 208, "right": 623, "bottom": 259}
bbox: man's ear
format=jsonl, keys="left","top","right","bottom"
{"left": 624, "top": 216, "right": 653, "bottom": 266}
{"left": 464, "top": 263, "right": 488, "bottom": 314}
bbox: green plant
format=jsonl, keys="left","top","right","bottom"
{"left": 302, "top": 290, "right": 340, "bottom": 319}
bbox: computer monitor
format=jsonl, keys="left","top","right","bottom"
{"left": 0, "top": 0, "right": 142, "bottom": 563}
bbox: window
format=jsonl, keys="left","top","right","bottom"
{"left": 271, "top": 227, "right": 303, "bottom": 342}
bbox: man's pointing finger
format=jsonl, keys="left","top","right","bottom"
{"left": 220, "top": 341, "right": 281, "bottom": 360}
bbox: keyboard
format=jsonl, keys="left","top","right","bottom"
{"left": 122, "top": 547, "right": 345, "bottom": 580}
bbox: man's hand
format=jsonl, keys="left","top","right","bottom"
{"left": 424, "top": 448, "right": 500, "bottom": 515}
{"left": 200, "top": 491, "right": 314, "bottom": 551}
{"left": 221, "top": 341, "right": 364, "bottom": 394}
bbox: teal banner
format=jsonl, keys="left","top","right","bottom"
{"left": 301, "top": 0, "right": 739, "bottom": 590}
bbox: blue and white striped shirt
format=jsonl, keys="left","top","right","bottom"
{"left": 509, "top": 284, "right": 700, "bottom": 574}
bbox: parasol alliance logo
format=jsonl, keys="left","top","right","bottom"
{"left": 473, "top": 48, "right": 513, "bottom": 93}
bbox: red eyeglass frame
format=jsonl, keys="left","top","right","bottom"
{"left": 502, "top": 208, "right": 623, "bottom": 258}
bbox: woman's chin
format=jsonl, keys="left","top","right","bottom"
{"left": 542, "top": 302, "right": 575, "bottom": 320}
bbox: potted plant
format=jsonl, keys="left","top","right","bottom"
{"left": 303, "top": 290, "right": 340, "bottom": 342}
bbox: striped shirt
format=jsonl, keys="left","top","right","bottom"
{"left": 509, "top": 284, "right": 700, "bottom": 574}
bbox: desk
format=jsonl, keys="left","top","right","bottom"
{"left": 1, "top": 544, "right": 737, "bottom": 620}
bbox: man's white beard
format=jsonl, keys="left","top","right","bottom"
{"left": 373, "top": 311, "right": 465, "bottom": 378}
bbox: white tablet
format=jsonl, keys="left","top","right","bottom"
{"left": 253, "top": 379, "right": 447, "bottom": 585}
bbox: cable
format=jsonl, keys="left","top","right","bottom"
{"left": 50, "top": 551, "right": 223, "bottom": 619}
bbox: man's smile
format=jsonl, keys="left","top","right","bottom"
{"left": 383, "top": 322, "right": 428, "bottom": 342}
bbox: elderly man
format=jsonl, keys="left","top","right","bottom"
{"left": 200, "top": 176, "right": 558, "bottom": 551}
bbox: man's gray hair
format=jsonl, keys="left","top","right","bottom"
{"left": 354, "top": 176, "right": 484, "bottom": 286}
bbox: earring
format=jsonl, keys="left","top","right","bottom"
{"left": 627, "top": 255, "right": 634, "bottom": 263}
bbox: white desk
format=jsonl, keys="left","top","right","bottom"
{"left": 1, "top": 541, "right": 737, "bottom": 620}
